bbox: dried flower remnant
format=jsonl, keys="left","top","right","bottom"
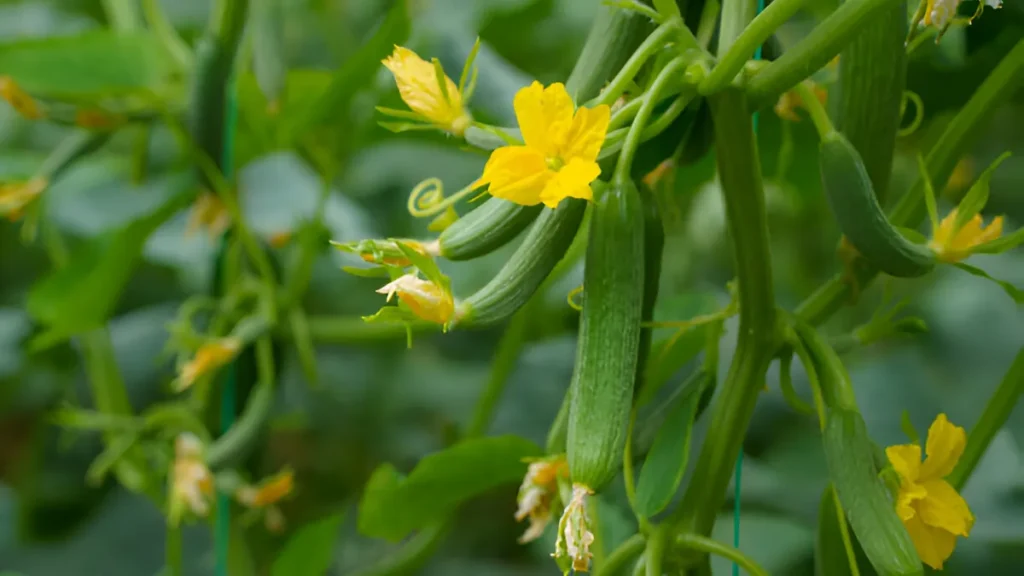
{"left": 175, "top": 338, "right": 241, "bottom": 392}
{"left": 236, "top": 469, "right": 295, "bottom": 533}
{"left": 0, "top": 76, "right": 44, "bottom": 119}
{"left": 553, "top": 484, "right": 596, "bottom": 573}
{"left": 187, "top": 192, "right": 232, "bottom": 239}
{"left": 170, "top": 433, "right": 214, "bottom": 522}
{"left": 515, "top": 456, "right": 569, "bottom": 543}
{"left": 376, "top": 274, "right": 455, "bottom": 325}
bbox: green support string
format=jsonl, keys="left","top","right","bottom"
{"left": 734, "top": 1, "right": 766, "bottom": 574}
{"left": 214, "top": 74, "right": 240, "bottom": 576}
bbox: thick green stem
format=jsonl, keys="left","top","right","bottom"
{"left": 165, "top": 523, "right": 183, "bottom": 576}
{"left": 795, "top": 38, "right": 1024, "bottom": 325}
{"left": 614, "top": 57, "right": 689, "bottom": 185}
{"left": 645, "top": 525, "right": 670, "bottom": 576}
{"left": 594, "top": 534, "right": 646, "bottom": 576}
{"left": 672, "top": 89, "right": 778, "bottom": 538}
{"left": 793, "top": 81, "right": 834, "bottom": 138}
{"left": 948, "top": 348, "right": 1024, "bottom": 491}
{"left": 717, "top": 0, "right": 759, "bottom": 55}
{"left": 590, "top": 19, "right": 682, "bottom": 108}
{"left": 674, "top": 533, "right": 770, "bottom": 576}
{"left": 745, "top": 0, "right": 896, "bottom": 109}
{"left": 701, "top": 0, "right": 806, "bottom": 94}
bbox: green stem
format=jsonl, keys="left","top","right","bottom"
{"left": 672, "top": 88, "right": 778, "bottom": 538}
{"left": 948, "top": 347, "right": 1024, "bottom": 491}
{"left": 594, "top": 534, "right": 646, "bottom": 576}
{"left": 206, "top": 336, "right": 276, "bottom": 470}
{"left": 614, "top": 57, "right": 689, "bottom": 185}
{"left": 101, "top": 0, "right": 139, "bottom": 30}
{"left": 792, "top": 321, "right": 857, "bottom": 412}
{"left": 792, "top": 81, "right": 834, "bottom": 138}
{"left": 590, "top": 19, "right": 682, "bottom": 108}
{"left": 832, "top": 488, "right": 861, "bottom": 576}
{"left": 745, "top": 0, "right": 896, "bottom": 109}
{"left": 567, "top": 5, "right": 655, "bottom": 103}
{"left": 674, "top": 533, "right": 770, "bottom": 576}
{"left": 717, "top": 0, "right": 759, "bottom": 55}
{"left": 646, "top": 525, "right": 670, "bottom": 576}
{"left": 465, "top": 309, "right": 530, "bottom": 438}
{"left": 795, "top": 38, "right": 1024, "bottom": 325}
{"left": 142, "top": 0, "right": 194, "bottom": 70}
{"left": 701, "top": 0, "right": 806, "bottom": 94}
{"left": 165, "top": 523, "right": 183, "bottom": 576}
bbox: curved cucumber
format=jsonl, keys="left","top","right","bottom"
{"left": 824, "top": 409, "right": 923, "bottom": 576}
{"left": 567, "top": 181, "right": 645, "bottom": 491}
{"left": 819, "top": 132, "right": 935, "bottom": 278}
{"left": 438, "top": 199, "right": 542, "bottom": 261}
{"left": 834, "top": 0, "right": 907, "bottom": 204}
{"left": 457, "top": 198, "right": 586, "bottom": 327}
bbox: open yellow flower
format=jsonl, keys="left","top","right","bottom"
{"left": 382, "top": 46, "right": 471, "bottom": 136}
{"left": 476, "top": 82, "right": 609, "bottom": 209}
{"left": 515, "top": 456, "right": 569, "bottom": 543}
{"left": 377, "top": 274, "right": 454, "bottom": 325}
{"left": 175, "top": 338, "right": 241, "bottom": 392}
{"left": 886, "top": 414, "right": 974, "bottom": 570}
{"left": 929, "top": 208, "right": 1003, "bottom": 263}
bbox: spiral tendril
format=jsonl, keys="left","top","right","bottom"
{"left": 898, "top": 91, "right": 925, "bottom": 137}
{"left": 407, "top": 177, "right": 483, "bottom": 219}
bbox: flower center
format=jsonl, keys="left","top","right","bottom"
{"left": 546, "top": 156, "right": 565, "bottom": 171}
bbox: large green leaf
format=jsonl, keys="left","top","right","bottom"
{"left": 0, "top": 31, "right": 173, "bottom": 98}
{"left": 358, "top": 435, "right": 541, "bottom": 542}
{"left": 26, "top": 190, "right": 190, "bottom": 347}
{"left": 271, "top": 512, "right": 345, "bottom": 576}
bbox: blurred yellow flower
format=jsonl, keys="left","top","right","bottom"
{"left": 886, "top": 414, "right": 974, "bottom": 570}
{"left": 175, "top": 338, "right": 241, "bottom": 392}
{"left": 476, "top": 82, "right": 609, "bottom": 209}
{"left": 774, "top": 82, "right": 828, "bottom": 122}
{"left": 187, "top": 193, "right": 231, "bottom": 239}
{"left": 236, "top": 469, "right": 295, "bottom": 508}
{"left": 0, "top": 177, "right": 48, "bottom": 221}
{"left": 515, "top": 456, "right": 569, "bottom": 543}
{"left": 377, "top": 274, "right": 454, "bottom": 325}
{"left": 919, "top": 0, "right": 1002, "bottom": 31}
{"left": 929, "top": 208, "right": 1003, "bottom": 263}
{"left": 171, "top": 433, "right": 214, "bottom": 520}
{"left": 382, "top": 46, "right": 471, "bottom": 136}
{"left": 0, "top": 76, "right": 44, "bottom": 120}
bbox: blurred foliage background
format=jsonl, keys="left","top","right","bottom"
{"left": 1, "top": 0, "right": 1023, "bottom": 574}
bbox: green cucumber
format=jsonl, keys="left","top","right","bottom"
{"left": 456, "top": 198, "right": 586, "bottom": 327}
{"left": 819, "top": 131, "right": 935, "bottom": 278}
{"left": 567, "top": 180, "right": 645, "bottom": 491}
{"left": 437, "top": 199, "right": 543, "bottom": 261}
{"left": 824, "top": 408, "right": 923, "bottom": 576}
{"left": 834, "top": 0, "right": 908, "bottom": 204}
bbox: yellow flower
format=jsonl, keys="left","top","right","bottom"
{"left": 236, "top": 469, "right": 295, "bottom": 508}
{"left": 515, "top": 456, "right": 569, "bottom": 543}
{"left": 187, "top": 192, "right": 231, "bottom": 239}
{"left": 0, "top": 76, "right": 44, "bottom": 120}
{"left": 886, "top": 414, "right": 974, "bottom": 570}
{"left": 920, "top": 0, "right": 1001, "bottom": 31}
{"left": 376, "top": 274, "right": 454, "bottom": 325}
{"left": 171, "top": 433, "right": 214, "bottom": 520}
{"left": 0, "top": 177, "right": 48, "bottom": 221}
{"left": 929, "top": 208, "right": 1003, "bottom": 263}
{"left": 175, "top": 338, "right": 241, "bottom": 392}
{"left": 382, "top": 46, "right": 471, "bottom": 136}
{"left": 476, "top": 82, "right": 609, "bottom": 209}
{"left": 774, "top": 82, "right": 828, "bottom": 122}
{"left": 553, "top": 484, "right": 596, "bottom": 572}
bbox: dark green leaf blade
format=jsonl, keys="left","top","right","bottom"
{"left": 634, "top": 380, "right": 702, "bottom": 518}
{"left": 271, "top": 512, "right": 346, "bottom": 576}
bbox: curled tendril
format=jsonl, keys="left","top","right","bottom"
{"left": 567, "top": 285, "right": 584, "bottom": 311}
{"left": 898, "top": 91, "right": 925, "bottom": 137}
{"left": 407, "top": 177, "right": 482, "bottom": 219}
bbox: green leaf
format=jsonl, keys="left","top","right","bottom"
{"left": 394, "top": 239, "right": 450, "bottom": 292}
{"left": 0, "top": 31, "right": 173, "bottom": 98}
{"left": 271, "top": 512, "right": 345, "bottom": 576}
{"left": 634, "top": 380, "right": 702, "bottom": 518}
{"left": 815, "top": 484, "right": 856, "bottom": 576}
{"left": 952, "top": 151, "right": 1011, "bottom": 233}
{"left": 357, "top": 435, "right": 541, "bottom": 542}
{"left": 288, "top": 0, "right": 410, "bottom": 141}
{"left": 953, "top": 262, "right": 1024, "bottom": 304}
{"left": 26, "top": 190, "right": 189, "bottom": 346}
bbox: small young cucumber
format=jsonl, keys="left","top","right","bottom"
{"left": 567, "top": 180, "right": 645, "bottom": 491}
{"left": 457, "top": 198, "right": 586, "bottom": 327}
{"left": 819, "top": 132, "right": 935, "bottom": 278}
{"left": 437, "top": 199, "right": 543, "bottom": 261}
{"left": 833, "top": 0, "right": 907, "bottom": 203}
{"left": 824, "top": 408, "right": 923, "bottom": 576}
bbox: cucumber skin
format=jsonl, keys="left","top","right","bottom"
{"left": 459, "top": 199, "right": 586, "bottom": 327}
{"left": 818, "top": 133, "right": 934, "bottom": 278}
{"left": 438, "top": 200, "right": 543, "bottom": 261}
{"left": 834, "top": 0, "right": 908, "bottom": 204}
{"left": 567, "top": 181, "right": 645, "bottom": 490}
{"left": 824, "top": 409, "right": 923, "bottom": 576}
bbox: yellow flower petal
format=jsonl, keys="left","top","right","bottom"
{"left": 539, "top": 158, "right": 599, "bottom": 208}
{"left": 382, "top": 46, "right": 468, "bottom": 134}
{"left": 376, "top": 274, "right": 454, "bottom": 325}
{"left": 903, "top": 514, "right": 958, "bottom": 570}
{"left": 478, "top": 145, "right": 552, "bottom": 206}
{"left": 513, "top": 81, "right": 574, "bottom": 158}
{"left": 559, "top": 103, "right": 611, "bottom": 163}
{"left": 896, "top": 480, "right": 928, "bottom": 522}
{"left": 918, "top": 478, "right": 974, "bottom": 537}
{"left": 930, "top": 210, "right": 1004, "bottom": 263}
{"left": 886, "top": 444, "right": 922, "bottom": 484}
{"left": 920, "top": 413, "right": 966, "bottom": 481}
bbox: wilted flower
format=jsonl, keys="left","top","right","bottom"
{"left": 187, "top": 192, "right": 231, "bottom": 239}
{"left": 929, "top": 208, "right": 1003, "bottom": 263}
{"left": 515, "top": 456, "right": 569, "bottom": 543}
{"left": 553, "top": 484, "right": 596, "bottom": 572}
{"left": 886, "top": 414, "right": 974, "bottom": 570}
{"left": 171, "top": 433, "right": 214, "bottom": 521}
{"left": 376, "top": 274, "right": 455, "bottom": 325}
{"left": 236, "top": 469, "right": 295, "bottom": 533}
{"left": 382, "top": 46, "right": 472, "bottom": 136}
{"left": 175, "top": 338, "right": 241, "bottom": 392}
{"left": 475, "top": 82, "right": 609, "bottom": 208}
